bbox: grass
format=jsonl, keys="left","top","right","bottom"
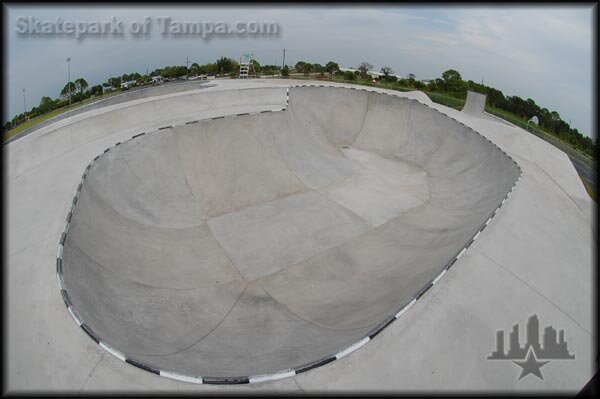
{"left": 281, "top": 74, "right": 597, "bottom": 169}
{"left": 6, "top": 73, "right": 597, "bottom": 175}
{"left": 485, "top": 106, "right": 596, "bottom": 169}
{"left": 3, "top": 89, "right": 124, "bottom": 142}
{"left": 582, "top": 180, "right": 598, "bottom": 203}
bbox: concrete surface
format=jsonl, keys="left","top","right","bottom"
{"left": 3, "top": 80, "right": 215, "bottom": 145}
{"left": 5, "top": 79, "right": 596, "bottom": 394}
{"left": 462, "top": 90, "right": 513, "bottom": 127}
{"left": 462, "top": 90, "right": 487, "bottom": 115}
{"left": 60, "top": 85, "right": 520, "bottom": 379}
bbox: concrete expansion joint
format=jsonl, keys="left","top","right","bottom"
{"left": 52, "top": 83, "right": 523, "bottom": 385}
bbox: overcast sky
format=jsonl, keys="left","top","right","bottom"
{"left": 4, "top": 4, "right": 596, "bottom": 138}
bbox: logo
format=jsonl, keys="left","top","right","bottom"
{"left": 487, "top": 314, "right": 575, "bottom": 380}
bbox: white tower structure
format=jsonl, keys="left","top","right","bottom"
{"left": 239, "top": 53, "right": 255, "bottom": 79}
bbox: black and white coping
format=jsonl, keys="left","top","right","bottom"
{"left": 56, "top": 83, "right": 522, "bottom": 385}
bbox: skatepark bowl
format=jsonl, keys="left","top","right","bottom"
{"left": 57, "top": 86, "right": 521, "bottom": 384}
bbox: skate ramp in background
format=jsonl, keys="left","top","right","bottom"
{"left": 462, "top": 90, "right": 514, "bottom": 126}
{"left": 462, "top": 90, "right": 487, "bottom": 115}
{"left": 60, "top": 86, "right": 520, "bottom": 382}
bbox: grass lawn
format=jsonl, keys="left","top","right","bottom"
{"left": 277, "top": 75, "right": 596, "bottom": 169}
{"left": 485, "top": 106, "right": 596, "bottom": 169}
{"left": 3, "top": 89, "right": 124, "bottom": 142}
{"left": 7, "top": 74, "right": 596, "bottom": 175}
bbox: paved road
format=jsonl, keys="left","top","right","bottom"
{"left": 569, "top": 156, "right": 597, "bottom": 198}
{"left": 3, "top": 80, "right": 214, "bottom": 145}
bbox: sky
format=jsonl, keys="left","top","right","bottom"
{"left": 4, "top": 4, "right": 596, "bottom": 138}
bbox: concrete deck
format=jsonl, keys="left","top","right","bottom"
{"left": 5, "top": 79, "right": 596, "bottom": 394}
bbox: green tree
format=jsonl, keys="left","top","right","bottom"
{"left": 301, "top": 63, "right": 313, "bottom": 78}
{"left": 74, "top": 78, "right": 89, "bottom": 94}
{"left": 38, "top": 96, "right": 56, "bottom": 113}
{"left": 325, "top": 61, "right": 340, "bottom": 76}
{"left": 344, "top": 71, "right": 356, "bottom": 81}
{"left": 108, "top": 76, "right": 122, "bottom": 88}
{"left": 441, "top": 69, "right": 465, "bottom": 96}
{"left": 442, "top": 69, "right": 462, "bottom": 83}
{"left": 250, "top": 59, "right": 261, "bottom": 74}
{"left": 90, "top": 85, "right": 103, "bottom": 96}
{"left": 190, "top": 63, "right": 201, "bottom": 75}
{"left": 60, "top": 82, "right": 77, "bottom": 98}
{"left": 281, "top": 65, "right": 290, "bottom": 77}
{"left": 294, "top": 61, "right": 309, "bottom": 72}
{"left": 216, "top": 57, "right": 237, "bottom": 75}
{"left": 312, "top": 63, "right": 325, "bottom": 73}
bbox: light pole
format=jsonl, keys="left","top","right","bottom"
{"left": 282, "top": 48, "right": 286, "bottom": 69}
{"left": 186, "top": 57, "right": 190, "bottom": 81}
{"left": 66, "top": 57, "right": 71, "bottom": 108}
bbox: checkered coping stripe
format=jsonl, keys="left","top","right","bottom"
{"left": 56, "top": 83, "right": 522, "bottom": 385}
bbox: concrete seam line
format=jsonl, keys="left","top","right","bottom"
{"left": 54, "top": 84, "right": 523, "bottom": 385}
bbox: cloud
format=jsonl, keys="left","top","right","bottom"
{"left": 4, "top": 5, "right": 595, "bottom": 138}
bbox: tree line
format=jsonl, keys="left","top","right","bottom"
{"left": 424, "top": 69, "right": 596, "bottom": 159}
{"left": 4, "top": 58, "right": 597, "bottom": 161}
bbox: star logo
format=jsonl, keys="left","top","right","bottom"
{"left": 512, "top": 347, "right": 550, "bottom": 380}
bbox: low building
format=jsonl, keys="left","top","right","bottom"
{"left": 120, "top": 80, "right": 137, "bottom": 89}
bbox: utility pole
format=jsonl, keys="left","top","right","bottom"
{"left": 22, "top": 88, "right": 26, "bottom": 115}
{"left": 282, "top": 49, "right": 286, "bottom": 69}
{"left": 67, "top": 57, "right": 71, "bottom": 108}
{"left": 186, "top": 57, "right": 190, "bottom": 80}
